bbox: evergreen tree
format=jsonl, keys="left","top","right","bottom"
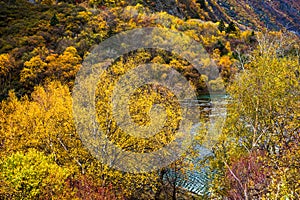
{"left": 214, "top": 40, "right": 228, "bottom": 56}
{"left": 226, "top": 22, "right": 237, "bottom": 33}
{"left": 218, "top": 20, "right": 225, "bottom": 32}
{"left": 226, "top": 22, "right": 236, "bottom": 33}
{"left": 198, "top": 0, "right": 206, "bottom": 9}
{"left": 50, "top": 13, "right": 59, "bottom": 26}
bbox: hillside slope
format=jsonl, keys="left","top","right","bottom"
{"left": 138, "top": 0, "right": 300, "bottom": 34}
{"left": 215, "top": 0, "right": 300, "bottom": 34}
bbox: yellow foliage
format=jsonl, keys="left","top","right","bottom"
{"left": 0, "top": 54, "right": 11, "bottom": 77}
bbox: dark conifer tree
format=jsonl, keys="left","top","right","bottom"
{"left": 218, "top": 20, "right": 225, "bottom": 32}
{"left": 226, "top": 21, "right": 236, "bottom": 33}
{"left": 50, "top": 14, "right": 59, "bottom": 26}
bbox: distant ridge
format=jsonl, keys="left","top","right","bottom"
{"left": 139, "top": 0, "right": 300, "bottom": 34}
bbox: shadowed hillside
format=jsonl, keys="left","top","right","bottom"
{"left": 134, "top": 0, "right": 300, "bottom": 34}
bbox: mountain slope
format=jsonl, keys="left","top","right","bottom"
{"left": 215, "top": 0, "right": 300, "bottom": 34}
{"left": 137, "top": 0, "right": 300, "bottom": 34}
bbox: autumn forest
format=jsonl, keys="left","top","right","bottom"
{"left": 0, "top": 0, "right": 299, "bottom": 199}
